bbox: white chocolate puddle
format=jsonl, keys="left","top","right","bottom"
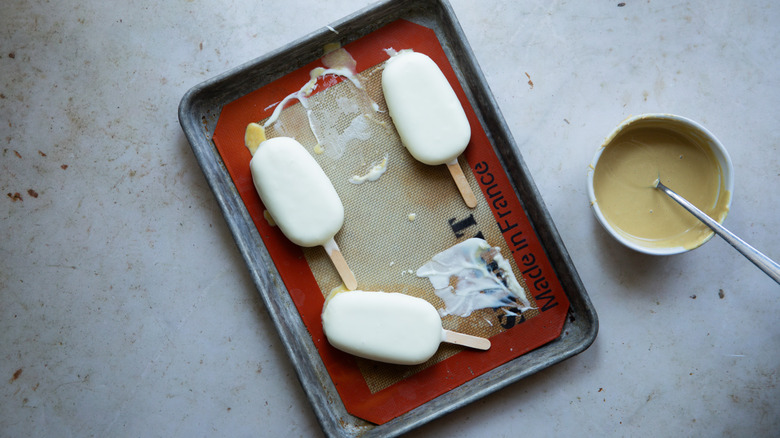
{"left": 416, "top": 238, "right": 534, "bottom": 317}
{"left": 244, "top": 45, "right": 380, "bottom": 158}
{"left": 348, "top": 155, "right": 389, "bottom": 184}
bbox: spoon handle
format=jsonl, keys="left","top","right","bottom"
{"left": 656, "top": 181, "right": 780, "bottom": 285}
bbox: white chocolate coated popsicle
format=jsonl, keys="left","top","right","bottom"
{"left": 250, "top": 137, "right": 344, "bottom": 247}
{"left": 382, "top": 51, "right": 471, "bottom": 166}
{"left": 382, "top": 51, "right": 477, "bottom": 208}
{"left": 250, "top": 137, "right": 357, "bottom": 290}
{"left": 321, "top": 290, "right": 490, "bottom": 365}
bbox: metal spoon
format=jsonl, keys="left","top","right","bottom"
{"left": 654, "top": 179, "right": 780, "bottom": 285}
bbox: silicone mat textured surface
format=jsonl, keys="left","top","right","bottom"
{"left": 211, "top": 19, "right": 570, "bottom": 424}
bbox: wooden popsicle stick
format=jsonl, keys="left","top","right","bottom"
{"left": 323, "top": 238, "right": 358, "bottom": 291}
{"left": 447, "top": 158, "right": 477, "bottom": 209}
{"left": 442, "top": 329, "right": 491, "bottom": 351}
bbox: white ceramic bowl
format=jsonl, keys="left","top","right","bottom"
{"left": 587, "top": 114, "right": 734, "bottom": 255}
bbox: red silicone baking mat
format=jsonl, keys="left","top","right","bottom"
{"left": 210, "top": 19, "right": 570, "bottom": 424}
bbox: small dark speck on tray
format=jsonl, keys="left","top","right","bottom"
{"left": 718, "top": 289, "right": 725, "bottom": 299}
{"left": 618, "top": 2, "right": 626, "bottom": 6}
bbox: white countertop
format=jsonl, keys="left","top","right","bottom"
{"left": 2, "top": 1, "right": 778, "bottom": 436}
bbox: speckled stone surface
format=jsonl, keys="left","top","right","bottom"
{"left": 2, "top": 1, "right": 778, "bottom": 437}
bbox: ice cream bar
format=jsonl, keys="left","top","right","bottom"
{"left": 250, "top": 137, "right": 344, "bottom": 247}
{"left": 382, "top": 51, "right": 470, "bottom": 165}
{"left": 321, "top": 290, "right": 490, "bottom": 365}
{"left": 382, "top": 51, "right": 477, "bottom": 208}
{"left": 250, "top": 137, "right": 357, "bottom": 289}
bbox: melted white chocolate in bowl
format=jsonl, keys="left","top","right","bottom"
{"left": 590, "top": 116, "right": 732, "bottom": 253}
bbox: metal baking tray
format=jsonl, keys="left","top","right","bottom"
{"left": 178, "top": 0, "right": 597, "bottom": 436}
